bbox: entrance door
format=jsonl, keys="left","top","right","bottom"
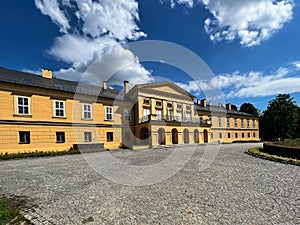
{"left": 140, "top": 127, "right": 149, "bottom": 144}
{"left": 203, "top": 129, "right": 208, "bottom": 143}
{"left": 183, "top": 129, "right": 189, "bottom": 144}
{"left": 158, "top": 128, "right": 166, "bottom": 145}
{"left": 171, "top": 128, "right": 178, "bottom": 144}
{"left": 194, "top": 129, "right": 199, "bottom": 143}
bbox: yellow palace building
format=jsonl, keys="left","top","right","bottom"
{"left": 0, "top": 67, "right": 259, "bottom": 153}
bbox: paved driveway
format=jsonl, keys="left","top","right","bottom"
{"left": 0, "top": 143, "right": 299, "bottom": 224}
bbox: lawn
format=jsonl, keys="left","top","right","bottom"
{"left": 0, "top": 197, "right": 29, "bottom": 224}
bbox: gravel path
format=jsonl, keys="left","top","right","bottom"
{"left": 0, "top": 143, "right": 299, "bottom": 225}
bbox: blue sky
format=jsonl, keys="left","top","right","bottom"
{"left": 1, "top": 0, "right": 300, "bottom": 111}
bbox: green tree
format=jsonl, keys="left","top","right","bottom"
{"left": 260, "top": 94, "right": 299, "bottom": 141}
{"left": 240, "top": 103, "right": 259, "bottom": 116}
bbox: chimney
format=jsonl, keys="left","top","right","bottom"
{"left": 197, "top": 99, "right": 201, "bottom": 105}
{"left": 226, "top": 103, "right": 232, "bottom": 111}
{"left": 201, "top": 99, "right": 207, "bottom": 107}
{"left": 102, "top": 81, "right": 107, "bottom": 90}
{"left": 124, "top": 80, "right": 129, "bottom": 94}
{"left": 42, "top": 68, "right": 52, "bottom": 79}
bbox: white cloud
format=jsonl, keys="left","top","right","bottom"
{"left": 160, "top": 0, "right": 195, "bottom": 8}
{"left": 177, "top": 63, "right": 300, "bottom": 99}
{"left": 34, "top": 0, "right": 70, "bottom": 33}
{"left": 202, "top": 0, "right": 294, "bottom": 47}
{"left": 35, "top": 0, "right": 151, "bottom": 85}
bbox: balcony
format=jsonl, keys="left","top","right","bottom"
{"left": 139, "top": 114, "right": 211, "bottom": 125}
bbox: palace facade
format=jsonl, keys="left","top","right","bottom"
{"left": 0, "top": 67, "right": 259, "bottom": 153}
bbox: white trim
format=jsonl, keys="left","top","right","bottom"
{"left": 15, "top": 95, "right": 31, "bottom": 115}
{"left": 105, "top": 106, "right": 113, "bottom": 120}
{"left": 82, "top": 103, "right": 93, "bottom": 119}
{"left": 53, "top": 100, "right": 65, "bottom": 117}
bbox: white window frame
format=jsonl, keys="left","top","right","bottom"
{"left": 144, "top": 108, "right": 150, "bottom": 117}
{"left": 53, "top": 100, "right": 65, "bottom": 117}
{"left": 82, "top": 103, "right": 92, "bottom": 119}
{"left": 185, "top": 112, "right": 191, "bottom": 122}
{"left": 56, "top": 132, "right": 65, "bottom": 143}
{"left": 177, "top": 111, "right": 182, "bottom": 122}
{"left": 16, "top": 96, "right": 31, "bottom": 115}
{"left": 234, "top": 118, "right": 238, "bottom": 127}
{"left": 105, "top": 106, "right": 113, "bottom": 120}
{"left": 124, "top": 108, "right": 130, "bottom": 121}
{"left": 218, "top": 117, "right": 222, "bottom": 127}
{"left": 84, "top": 132, "right": 92, "bottom": 142}
{"left": 156, "top": 109, "right": 162, "bottom": 121}
{"left": 19, "top": 131, "right": 30, "bottom": 144}
{"left": 227, "top": 118, "right": 230, "bottom": 127}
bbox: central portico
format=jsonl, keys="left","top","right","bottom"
{"left": 125, "top": 82, "right": 211, "bottom": 148}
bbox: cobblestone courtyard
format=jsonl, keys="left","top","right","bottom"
{"left": 0, "top": 143, "right": 299, "bottom": 224}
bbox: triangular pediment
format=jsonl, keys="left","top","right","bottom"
{"left": 137, "top": 82, "right": 195, "bottom": 99}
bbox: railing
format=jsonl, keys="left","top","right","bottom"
{"left": 139, "top": 114, "right": 211, "bottom": 124}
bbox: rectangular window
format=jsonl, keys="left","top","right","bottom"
{"left": 177, "top": 111, "right": 182, "bottom": 122}
{"left": 143, "top": 99, "right": 150, "bottom": 105}
{"left": 185, "top": 112, "right": 191, "bottom": 122}
{"left": 155, "top": 101, "right": 162, "bottom": 107}
{"left": 186, "top": 105, "right": 190, "bottom": 110}
{"left": 156, "top": 109, "right": 162, "bottom": 120}
{"left": 105, "top": 106, "right": 113, "bottom": 120}
{"left": 199, "top": 116, "right": 203, "bottom": 123}
{"left": 211, "top": 133, "right": 213, "bottom": 139}
{"left": 19, "top": 131, "right": 30, "bottom": 144}
{"left": 124, "top": 109, "right": 130, "bottom": 121}
{"left": 56, "top": 132, "right": 65, "bottom": 143}
{"left": 107, "top": 132, "right": 113, "bottom": 142}
{"left": 253, "top": 120, "right": 256, "bottom": 128}
{"left": 218, "top": 117, "right": 222, "bottom": 127}
{"left": 82, "top": 104, "right": 92, "bottom": 119}
{"left": 253, "top": 132, "right": 256, "bottom": 138}
{"left": 167, "top": 103, "right": 173, "bottom": 108}
{"left": 228, "top": 133, "right": 231, "bottom": 138}
{"left": 227, "top": 118, "right": 230, "bottom": 127}
{"left": 241, "top": 119, "right": 244, "bottom": 128}
{"left": 17, "top": 96, "right": 30, "bottom": 115}
{"left": 234, "top": 118, "right": 238, "bottom": 127}
{"left": 169, "top": 110, "right": 174, "bottom": 120}
{"left": 177, "top": 104, "right": 182, "bottom": 109}
{"left": 125, "top": 132, "right": 130, "bottom": 141}
{"left": 84, "top": 132, "right": 92, "bottom": 142}
{"left": 247, "top": 119, "right": 250, "bottom": 128}
{"left": 248, "top": 132, "right": 250, "bottom": 138}
{"left": 54, "top": 100, "right": 65, "bottom": 117}
{"left": 144, "top": 108, "right": 150, "bottom": 117}
{"left": 235, "top": 133, "right": 238, "bottom": 138}
{"left": 219, "top": 133, "right": 222, "bottom": 138}
{"left": 242, "top": 133, "right": 245, "bottom": 138}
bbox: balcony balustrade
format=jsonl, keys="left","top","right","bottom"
{"left": 139, "top": 114, "right": 211, "bottom": 125}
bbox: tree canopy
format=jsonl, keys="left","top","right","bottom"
{"left": 260, "top": 94, "right": 299, "bottom": 141}
{"left": 239, "top": 103, "right": 259, "bottom": 116}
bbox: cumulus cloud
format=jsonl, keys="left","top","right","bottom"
{"left": 177, "top": 63, "right": 300, "bottom": 99}
{"left": 202, "top": 0, "right": 294, "bottom": 47}
{"left": 35, "top": 0, "right": 151, "bottom": 86}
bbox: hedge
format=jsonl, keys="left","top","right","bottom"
{"left": 262, "top": 142, "right": 300, "bottom": 160}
